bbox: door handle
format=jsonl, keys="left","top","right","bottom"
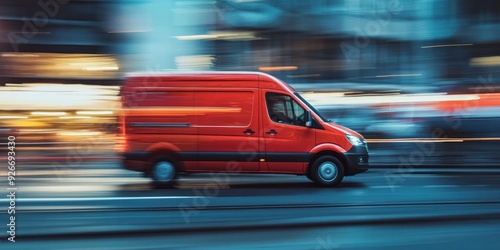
{"left": 266, "top": 129, "right": 277, "bottom": 135}
{"left": 243, "top": 129, "right": 255, "bottom": 135}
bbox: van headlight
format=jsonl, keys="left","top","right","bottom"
{"left": 346, "top": 134, "right": 365, "bottom": 147}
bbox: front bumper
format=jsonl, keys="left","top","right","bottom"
{"left": 343, "top": 145, "right": 369, "bottom": 176}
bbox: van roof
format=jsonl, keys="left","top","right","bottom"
{"left": 126, "top": 71, "right": 266, "bottom": 79}
{"left": 124, "top": 71, "right": 296, "bottom": 92}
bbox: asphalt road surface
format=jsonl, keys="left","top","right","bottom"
{"left": 1, "top": 159, "right": 500, "bottom": 249}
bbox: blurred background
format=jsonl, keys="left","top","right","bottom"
{"left": 2, "top": 1, "right": 500, "bottom": 249}
{"left": 1, "top": 0, "right": 500, "bottom": 165}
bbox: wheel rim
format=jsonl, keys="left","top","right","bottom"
{"left": 153, "top": 161, "right": 175, "bottom": 182}
{"left": 318, "top": 161, "right": 338, "bottom": 182}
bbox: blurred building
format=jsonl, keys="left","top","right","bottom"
{"left": 1, "top": 0, "right": 500, "bottom": 89}
{"left": 210, "top": 0, "right": 500, "bottom": 89}
{"left": 0, "top": 0, "right": 125, "bottom": 142}
{"left": 0, "top": 0, "right": 124, "bottom": 85}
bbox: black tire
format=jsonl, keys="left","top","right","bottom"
{"left": 309, "top": 156, "right": 344, "bottom": 187}
{"left": 306, "top": 171, "right": 314, "bottom": 181}
{"left": 150, "top": 156, "right": 178, "bottom": 188}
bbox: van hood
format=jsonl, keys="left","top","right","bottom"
{"left": 323, "top": 121, "right": 364, "bottom": 139}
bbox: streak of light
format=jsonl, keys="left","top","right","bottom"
{"left": 302, "top": 93, "right": 480, "bottom": 105}
{"left": 366, "top": 138, "right": 464, "bottom": 143}
{"left": 375, "top": 74, "right": 422, "bottom": 78}
{"left": 287, "top": 74, "right": 321, "bottom": 78}
{"left": 59, "top": 116, "right": 92, "bottom": 119}
{"left": 58, "top": 131, "right": 102, "bottom": 136}
{"left": 31, "top": 112, "right": 67, "bottom": 116}
{"left": 83, "top": 66, "right": 119, "bottom": 71}
{"left": 366, "top": 138, "right": 500, "bottom": 143}
{"left": 422, "top": 43, "right": 473, "bottom": 49}
{"left": 1, "top": 53, "right": 40, "bottom": 57}
{"left": 0, "top": 116, "right": 28, "bottom": 119}
{"left": 76, "top": 111, "right": 114, "bottom": 115}
{"left": 259, "top": 66, "right": 298, "bottom": 71}
{"left": 0, "top": 196, "right": 203, "bottom": 202}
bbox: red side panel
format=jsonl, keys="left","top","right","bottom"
{"left": 196, "top": 89, "right": 260, "bottom": 172}
{"left": 122, "top": 80, "right": 198, "bottom": 170}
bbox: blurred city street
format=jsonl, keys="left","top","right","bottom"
{"left": 1, "top": 0, "right": 500, "bottom": 249}
{"left": 1, "top": 158, "right": 500, "bottom": 249}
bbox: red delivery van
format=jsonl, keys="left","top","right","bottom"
{"left": 118, "top": 71, "right": 368, "bottom": 186}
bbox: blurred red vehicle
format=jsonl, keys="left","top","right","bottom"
{"left": 118, "top": 72, "right": 369, "bottom": 186}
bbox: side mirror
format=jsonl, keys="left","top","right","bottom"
{"left": 305, "top": 110, "right": 312, "bottom": 127}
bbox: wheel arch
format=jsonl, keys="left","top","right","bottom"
{"left": 145, "top": 143, "right": 184, "bottom": 172}
{"left": 307, "top": 148, "right": 349, "bottom": 177}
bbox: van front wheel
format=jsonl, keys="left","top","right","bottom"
{"left": 151, "top": 157, "right": 177, "bottom": 187}
{"left": 310, "top": 156, "right": 344, "bottom": 187}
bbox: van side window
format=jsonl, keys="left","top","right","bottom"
{"left": 266, "top": 93, "right": 306, "bottom": 126}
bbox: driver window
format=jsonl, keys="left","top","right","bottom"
{"left": 266, "top": 92, "right": 306, "bottom": 126}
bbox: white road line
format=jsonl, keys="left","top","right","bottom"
{"left": 16, "top": 177, "right": 147, "bottom": 183}
{"left": 7, "top": 185, "right": 131, "bottom": 193}
{"left": 0, "top": 196, "right": 203, "bottom": 202}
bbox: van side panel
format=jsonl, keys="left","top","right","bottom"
{"left": 194, "top": 91, "right": 254, "bottom": 127}
{"left": 123, "top": 90, "right": 195, "bottom": 134}
{"left": 122, "top": 82, "right": 198, "bottom": 171}
{"left": 195, "top": 89, "right": 260, "bottom": 172}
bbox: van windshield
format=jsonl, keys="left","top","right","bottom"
{"left": 294, "top": 93, "right": 328, "bottom": 123}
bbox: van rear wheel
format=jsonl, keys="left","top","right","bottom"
{"left": 150, "top": 156, "right": 177, "bottom": 187}
{"left": 310, "top": 156, "right": 344, "bottom": 187}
